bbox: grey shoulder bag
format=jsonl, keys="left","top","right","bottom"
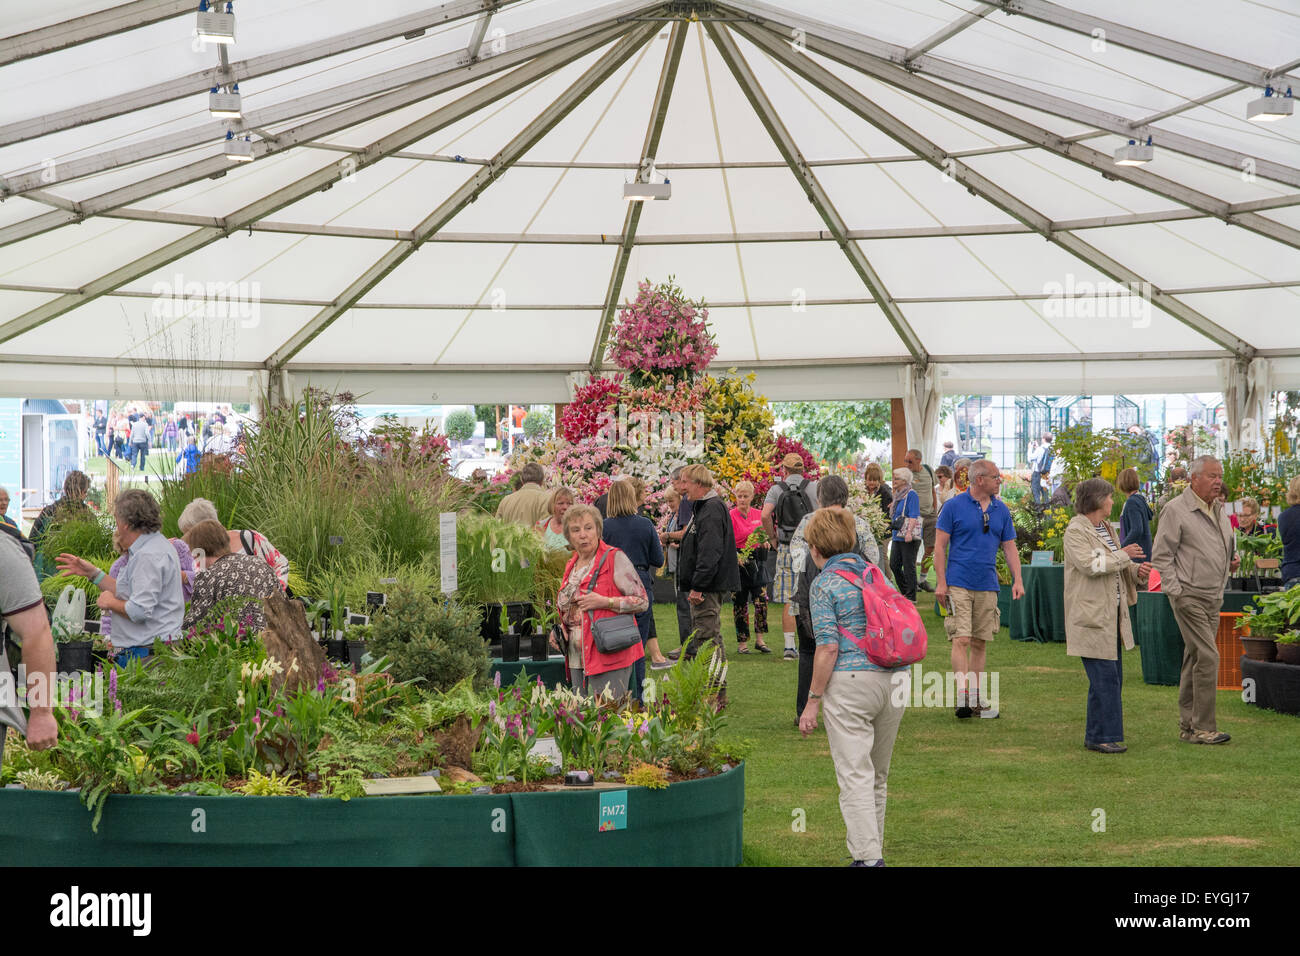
{"left": 585, "top": 550, "right": 642, "bottom": 655}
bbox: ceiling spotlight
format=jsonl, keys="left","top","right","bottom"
{"left": 1247, "top": 86, "right": 1293, "bottom": 122}
{"left": 224, "top": 130, "right": 253, "bottom": 162}
{"left": 196, "top": 1, "right": 236, "bottom": 45}
{"left": 624, "top": 180, "right": 671, "bottom": 202}
{"left": 1114, "top": 136, "right": 1153, "bottom": 166}
{"left": 209, "top": 84, "right": 241, "bottom": 118}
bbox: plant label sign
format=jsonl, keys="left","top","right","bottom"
{"left": 598, "top": 790, "right": 628, "bottom": 832}
{"left": 440, "top": 512, "right": 458, "bottom": 594}
{"left": 1031, "top": 551, "right": 1054, "bottom": 566}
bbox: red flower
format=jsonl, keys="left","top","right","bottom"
{"left": 186, "top": 729, "right": 200, "bottom": 746}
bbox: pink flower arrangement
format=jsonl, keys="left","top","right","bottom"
{"left": 559, "top": 375, "right": 624, "bottom": 443}
{"left": 607, "top": 278, "right": 717, "bottom": 387}
{"left": 744, "top": 435, "right": 821, "bottom": 499}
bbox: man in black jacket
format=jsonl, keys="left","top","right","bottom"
{"left": 676, "top": 464, "right": 740, "bottom": 664}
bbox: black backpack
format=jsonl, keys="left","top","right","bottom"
{"left": 0, "top": 520, "right": 35, "bottom": 565}
{"left": 774, "top": 478, "right": 815, "bottom": 542}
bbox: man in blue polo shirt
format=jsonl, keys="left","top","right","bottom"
{"left": 935, "top": 459, "right": 1024, "bottom": 719}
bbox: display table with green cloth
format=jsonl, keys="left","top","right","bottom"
{"left": 0, "top": 764, "right": 745, "bottom": 866}
{"left": 490, "top": 655, "right": 567, "bottom": 688}
{"left": 1135, "top": 591, "right": 1258, "bottom": 687}
{"left": 1008, "top": 564, "right": 1065, "bottom": 643}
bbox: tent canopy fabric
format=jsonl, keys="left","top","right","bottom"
{"left": 1, "top": 0, "right": 1298, "bottom": 403}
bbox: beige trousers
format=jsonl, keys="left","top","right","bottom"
{"left": 821, "top": 668, "right": 906, "bottom": 863}
{"left": 1170, "top": 593, "right": 1222, "bottom": 733}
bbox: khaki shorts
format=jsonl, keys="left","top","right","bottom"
{"left": 922, "top": 514, "right": 937, "bottom": 548}
{"left": 943, "top": 586, "right": 999, "bottom": 642}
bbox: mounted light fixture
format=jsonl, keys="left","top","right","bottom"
{"left": 224, "top": 130, "right": 253, "bottom": 162}
{"left": 1114, "top": 136, "right": 1154, "bottom": 166}
{"left": 1247, "top": 86, "right": 1293, "bottom": 122}
{"left": 209, "top": 83, "right": 241, "bottom": 118}
{"left": 196, "top": 0, "right": 236, "bottom": 44}
{"left": 623, "top": 180, "right": 671, "bottom": 201}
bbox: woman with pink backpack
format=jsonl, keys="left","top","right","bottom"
{"left": 799, "top": 508, "right": 925, "bottom": 867}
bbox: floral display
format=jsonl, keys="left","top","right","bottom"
{"left": 606, "top": 277, "right": 717, "bottom": 387}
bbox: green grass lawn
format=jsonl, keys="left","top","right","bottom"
{"left": 650, "top": 596, "right": 1299, "bottom": 867}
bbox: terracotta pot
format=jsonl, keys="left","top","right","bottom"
{"left": 1241, "top": 636, "right": 1277, "bottom": 662}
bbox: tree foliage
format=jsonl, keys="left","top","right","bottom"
{"left": 772, "top": 401, "right": 891, "bottom": 466}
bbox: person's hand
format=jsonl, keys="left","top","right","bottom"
{"left": 25, "top": 710, "right": 58, "bottom": 750}
{"left": 574, "top": 592, "right": 609, "bottom": 613}
{"left": 688, "top": 590, "right": 703, "bottom": 605}
{"left": 56, "top": 553, "right": 97, "bottom": 579}
{"left": 549, "top": 632, "right": 561, "bottom": 652}
{"left": 934, "top": 582, "right": 948, "bottom": 607}
{"left": 95, "top": 591, "right": 118, "bottom": 612}
{"left": 1011, "top": 581, "right": 1025, "bottom": 600}
{"left": 799, "top": 701, "right": 819, "bottom": 737}
{"left": 1121, "top": 543, "right": 1146, "bottom": 560}
{"left": 1230, "top": 554, "right": 1241, "bottom": 573}
{"left": 1137, "top": 562, "right": 1153, "bottom": 582}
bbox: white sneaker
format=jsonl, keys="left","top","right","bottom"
{"left": 783, "top": 648, "right": 797, "bottom": 661}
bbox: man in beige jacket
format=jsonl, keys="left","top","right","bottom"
{"left": 495, "top": 463, "right": 552, "bottom": 528}
{"left": 1148, "top": 455, "right": 1239, "bottom": 745}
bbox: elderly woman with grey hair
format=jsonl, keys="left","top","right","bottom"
{"left": 1064, "top": 477, "right": 1148, "bottom": 753}
{"left": 889, "top": 467, "right": 922, "bottom": 601}
{"left": 178, "top": 498, "right": 289, "bottom": 590}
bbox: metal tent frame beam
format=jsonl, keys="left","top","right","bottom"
{"left": 714, "top": 1, "right": 1300, "bottom": 189}
{"left": 736, "top": 22, "right": 1258, "bottom": 361}
{"left": 720, "top": 3, "right": 1300, "bottom": 251}
{"left": 589, "top": 20, "right": 687, "bottom": 372}
{"left": 0, "top": 0, "right": 192, "bottom": 67}
{"left": 904, "top": 3, "right": 995, "bottom": 62}
{"left": 265, "top": 23, "right": 661, "bottom": 368}
{"left": 995, "top": 0, "right": 1300, "bottom": 88}
{"left": 90, "top": 205, "right": 1236, "bottom": 239}
{"left": 0, "top": 0, "right": 528, "bottom": 148}
{"left": 706, "top": 22, "right": 929, "bottom": 364}
{"left": 0, "top": 15, "right": 640, "bottom": 249}
{"left": 0, "top": 5, "right": 650, "bottom": 198}
{"left": 0, "top": 19, "right": 638, "bottom": 348}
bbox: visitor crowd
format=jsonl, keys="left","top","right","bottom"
{"left": 90, "top": 404, "right": 242, "bottom": 474}
{"left": 9, "top": 425, "right": 1299, "bottom": 870}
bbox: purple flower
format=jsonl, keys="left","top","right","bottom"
{"left": 489, "top": 700, "right": 496, "bottom": 719}
{"left": 494, "top": 671, "right": 502, "bottom": 689}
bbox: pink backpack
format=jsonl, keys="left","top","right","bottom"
{"left": 831, "top": 565, "right": 928, "bottom": 668}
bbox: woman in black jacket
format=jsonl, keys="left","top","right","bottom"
{"left": 675, "top": 464, "right": 740, "bottom": 665}
{"left": 602, "top": 478, "right": 666, "bottom": 693}
{"left": 1117, "top": 468, "right": 1153, "bottom": 573}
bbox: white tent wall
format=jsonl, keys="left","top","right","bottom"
{"left": 2, "top": 1, "right": 1299, "bottom": 402}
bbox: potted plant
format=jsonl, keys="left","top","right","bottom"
{"left": 325, "top": 584, "right": 348, "bottom": 661}
{"left": 527, "top": 604, "right": 561, "bottom": 663}
{"left": 53, "top": 620, "right": 93, "bottom": 673}
{"left": 499, "top": 604, "right": 519, "bottom": 663}
{"left": 1276, "top": 631, "right": 1300, "bottom": 666}
{"left": 347, "top": 623, "right": 372, "bottom": 669}
{"left": 1239, "top": 585, "right": 1300, "bottom": 662}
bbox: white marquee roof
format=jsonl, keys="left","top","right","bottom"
{"left": 1, "top": 0, "right": 1298, "bottom": 403}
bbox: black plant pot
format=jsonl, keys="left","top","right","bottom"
{"left": 506, "top": 602, "right": 534, "bottom": 634}
{"left": 480, "top": 604, "right": 503, "bottom": 642}
{"left": 1230, "top": 576, "right": 1260, "bottom": 592}
{"left": 323, "top": 637, "right": 347, "bottom": 661}
{"left": 530, "top": 632, "right": 549, "bottom": 662}
{"left": 58, "top": 640, "right": 93, "bottom": 673}
{"left": 500, "top": 632, "right": 520, "bottom": 663}
{"left": 347, "top": 640, "right": 368, "bottom": 668}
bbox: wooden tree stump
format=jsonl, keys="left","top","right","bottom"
{"left": 261, "top": 591, "right": 325, "bottom": 695}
